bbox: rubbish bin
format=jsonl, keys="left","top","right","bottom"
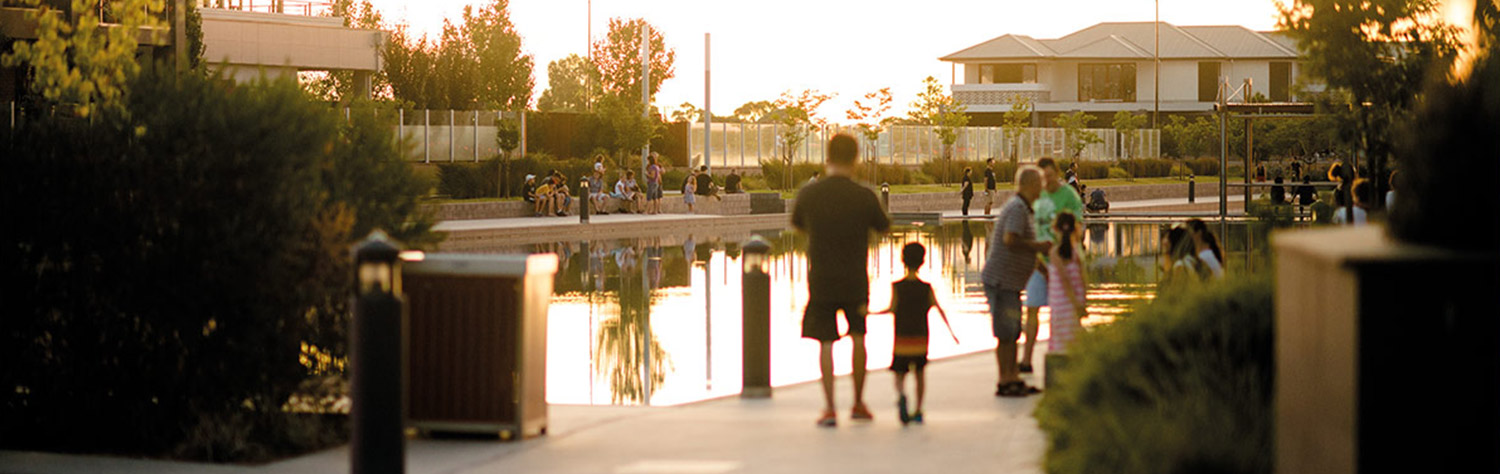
{"left": 400, "top": 252, "right": 558, "bottom": 439}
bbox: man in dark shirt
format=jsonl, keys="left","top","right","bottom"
{"left": 724, "top": 170, "right": 743, "bottom": 194}
{"left": 983, "top": 158, "right": 998, "bottom": 215}
{"left": 791, "top": 133, "right": 892, "bottom": 427}
{"left": 694, "top": 165, "right": 721, "bottom": 200}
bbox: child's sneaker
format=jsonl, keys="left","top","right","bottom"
{"left": 911, "top": 411, "right": 925, "bottom": 424}
{"left": 850, "top": 403, "right": 874, "bottom": 421}
{"left": 897, "top": 395, "right": 911, "bottom": 425}
{"left": 816, "top": 410, "right": 837, "bottom": 428}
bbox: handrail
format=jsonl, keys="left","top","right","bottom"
{"left": 200, "top": 0, "right": 333, "bottom": 17}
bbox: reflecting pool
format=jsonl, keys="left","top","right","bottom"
{"left": 454, "top": 218, "right": 1287, "bottom": 407}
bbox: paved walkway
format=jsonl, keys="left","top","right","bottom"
{"left": 1, "top": 349, "right": 1053, "bottom": 474}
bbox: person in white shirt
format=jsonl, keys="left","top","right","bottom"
{"left": 1332, "top": 179, "right": 1372, "bottom": 226}
{"left": 1186, "top": 218, "right": 1226, "bottom": 279}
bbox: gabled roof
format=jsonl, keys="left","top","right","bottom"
{"left": 1056, "top": 35, "right": 1152, "bottom": 59}
{"left": 940, "top": 21, "right": 1301, "bottom": 62}
{"left": 940, "top": 34, "right": 1055, "bottom": 61}
{"left": 1181, "top": 25, "right": 1299, "bottom": 58}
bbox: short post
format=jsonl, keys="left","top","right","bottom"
{"left": 579, "top": 177, "right": 591, "bottom": 224}
{"left": 881, "top": 182, "right": 891, "bottom": 212}
{"left": 741, "top": 235, "right": 772, "bottom": 398}
{"left": 351, "top": 231, "right": 405, "bottom": 474}
{"left": 1188, "top": 174, "right": 1196, "bottom": 204}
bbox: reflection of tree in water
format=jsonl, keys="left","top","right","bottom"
{"left": 593, "top": 252, "right": 672, "bottom": 405}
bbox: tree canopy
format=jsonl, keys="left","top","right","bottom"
{"left": 537, "top": 54, "right": 600, "bottom": 112}
{"left": 592, "top": 18, "right": 675, "bottom": 103}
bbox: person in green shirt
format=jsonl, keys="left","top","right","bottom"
{"left": 1020, "top": 157, "right": 1084, "bottom": 373}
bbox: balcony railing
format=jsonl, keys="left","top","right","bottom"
{"left": 200, "top": 0, "right": 332, "bottom": 17}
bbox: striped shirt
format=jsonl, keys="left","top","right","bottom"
{"left": 1046, "top": 257, "right": 1085, "bottom": 353}
{"left": 981, "top": 195, "right": 1038, "bottom": 291}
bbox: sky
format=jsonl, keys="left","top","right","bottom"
{"left": 364, "top": 0, "right": 1286, "bottom": 120}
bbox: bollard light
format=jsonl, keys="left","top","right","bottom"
{"left": 880, "top": 182, "right": 891, "bottom": 212}
{"left": 356, "top": 230, "right": 402, "bottom": 296}
{"left": 742, "top": 235, "right": 771, "bottom": 274}
{"left": 740, "top": 234, "right": 773, "bottom": 398}
{"left": 579, "top": 177, "right": 592, "bottom": 224}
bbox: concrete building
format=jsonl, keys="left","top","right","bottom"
{"left": 940, "top": 22, "right": 1303, "bottom": 125}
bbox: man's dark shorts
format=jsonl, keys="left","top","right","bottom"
{"left": 984, "top": 284, "right": 1023, "bottom": 341}
{"left": 891, "top": 354, "right": 928, "bottom": 374}
{"left": 802, "top": 300, "right": 868, "bottom": 342}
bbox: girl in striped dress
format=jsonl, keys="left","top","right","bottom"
{"left": 1046, "top": 212, "right": 1087, "bottom": 353}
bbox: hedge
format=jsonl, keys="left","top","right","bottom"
{"left": 1036, "top": 276, "right": 1274, "bottom": 474}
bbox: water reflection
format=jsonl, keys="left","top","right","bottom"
{"left": 510, "top": 219, "right": 1278, "bottom": 406}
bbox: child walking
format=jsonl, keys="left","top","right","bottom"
{"left": 872, "top": 242, "right": 958, "bottom": 425}
{"left": 1046, "top": 212, "right": 1087, "bottom": 355}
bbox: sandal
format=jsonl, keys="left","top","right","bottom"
{"left": 816, "top": 410, "right": 837, "bottom": 428}
{"left": 1020, "top": 363, "right": 1034, "bottom": 373}
{"left": 851, "top": 403, "right": 874, "bottom": 421}
{"left": 997, "top": 382, "right": 1043, "bottom": 397}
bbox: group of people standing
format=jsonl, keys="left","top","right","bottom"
{"left": 792, "top": 135, "right": 1100, "bottom": 427}
{"left": 526, "top": 153, "right": 744, "bottom": 217}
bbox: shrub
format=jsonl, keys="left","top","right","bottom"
{"left": 759, "top": 160, "right": 823, "bottom": 190}
{"left": 1187, "top": 158, "right": 1222, "bottom": 176}
{"left": 1036, "top": 276, "right": 1274, "bottom": 474}
{"left": 1107, "top": 167, "right": 1131, "bottom": 179}
{"left": 437, "top": 160, "right": 499, "bottom": 199}
{"left": 1, "top": 66, "right": 431, "bottom": 461}
{"left": 1116, "top": 158, "right": 1175, "bottom": 178}
{"left": 1058, "top": 159, "right": 1110, "bottom": 180}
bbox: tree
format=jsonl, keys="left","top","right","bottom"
{"left": 1111, "top": 111, "right": 1149, "bottom": 159}
{"left": 1054, "top": 111, "right": 1103, "bottom": 160}
{"left": 1162, "top": 115, "right": 1219, "bottom": 159}
{"left": 592, "top": 18, "right": 674, "bottom": 103}
{"left": 2, "top": 0, "right": 167, "bottom": 117}
{"left": 1278, "top": 0, "right": 1462, "bottom": 207}
{"left": 434, "top": 19, "right": 476, "bottom": 109}
{"left": 733, "top": 100, "right": 777, "bottom": 123}
{"left": 847, "top": 88, "right": 895, "bottom": 181}
{"left": 768, "top": 89, "right": 834, "bottom": 190}
{"left": 537, "top": 54, "right": 599, "bottom": 112}
{"left": 1001, "top": 95, "right": 1033, "bottom": 164}
{"left": 909, "top": 76, "right": 969, "bottom": 184}
{"left": 302, "top": 0, "right": 386, "bottom": 102}
{"left": 463, "top": 0, "right": 533, "bottom": 110}
{"left": 596, "top": 93, "right": 661, "bottom": 165}
{"left": 670, "top": 102, "right": 701, "bottom": 123}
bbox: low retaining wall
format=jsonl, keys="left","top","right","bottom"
{"left": 427, "top": 181, "right": 1226, "bottom": 221}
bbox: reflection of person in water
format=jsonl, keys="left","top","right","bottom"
{"left": 683, "top": 235, "right": 697, "bottom": 267}
{"left": 961, "top": 220, "right": 975, "bottom": 264}
{"left": 589, "top": 242, "right": 606, "bottom": 292}
{"left": 646, "top": 238, "right": 663, "bottom": 289}
{"left": 614, "top": 245, "right": 638, "bottom": 275}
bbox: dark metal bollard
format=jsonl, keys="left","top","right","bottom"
{"left": 741, "top": 235, "right": 772, "bottom": 398}
{"left": 1188, "top": 174, "right": 1196, "bottom": 204}
{"left": 579, "top": 177, "right": 591, "bottom": 224}
{"left": 880, "top": 182, "right": 890, "bottom": 212}
{"left": 351, "top": 231, "right": 405, "bottom": 474}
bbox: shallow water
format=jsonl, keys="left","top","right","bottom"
{"left": 501, "top": 219, "right": 1264, "bottom": 406}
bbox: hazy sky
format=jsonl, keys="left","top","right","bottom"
{"left": 365, "top": 0, "right": 1286, "bottom": 119}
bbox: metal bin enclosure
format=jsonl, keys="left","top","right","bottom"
{"left": 402, "top": 253, "right": 557, "bottom": 439}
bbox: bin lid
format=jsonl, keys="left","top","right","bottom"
{"left": 401, "top": 252, "right": 559, "bottom": 277}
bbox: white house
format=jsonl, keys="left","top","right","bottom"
{"left": 940, "top": 22, "right": 1303, "bottom": 125}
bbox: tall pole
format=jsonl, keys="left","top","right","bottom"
{"left": 586, "top": 0, "right": 592, "bottom": 112}
{"left": 1154, "top": 0, "right": 1160, "bottom": 130}
{"left": 705, "top": 33, "right": 712, "bottom": 173}
{"left": 641, "top": 24, "right": 651, "bottom": 178}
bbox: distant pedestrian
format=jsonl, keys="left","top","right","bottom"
{"left": 1186, "top": 218, "right": 1225, "bottom": 279}
{"left": 533, "top": 175, "right": 555, "bottom": 217}
{"left": 960, "top": 167, "right": 975, "bottom": 216}
{"left": 791, "top": 134, "right": 892, "bottom": 427}
{"left": 522, "top": 174, "right": 538, "bottom": 207}
{"left": 869, "top": 242, "right": 958, "bottom": 425}
{"left": 1271, "top": 174, "right": 1286, "bottom": 205}
{"left": 589, "top": 169, "right": 609, "bottom": 215}
{"left": 1046, "top": 212, "right": 1087, "bottom": 355}
{"left": 1163, "top": 225, "right": 1207, "bottom": 286}
{"left": 613, "top": 170, "right": 643, "bottom": 214}
{"left": 551, "top": 172, "right": 573, "bottom": 217}
{"left": 1296, "top": 175, "right": 1316, "bottom": 207}
{"left": 982, "top": 165, "right": 1051, "bottom": 397}
{"left": 807, "top": 171, "right": 822, "bottom": 186}
{"left": 983, "top": 158, "right": 999, "bottom": 215}
{"left": 646, "top": 153, "right": 665, "bottom": 214}
{"left": 1290, "top": 160, "right": 1303, "bottom": 181}
{"left": 1386, "top": 170, "right": 1399, "bottom": 210}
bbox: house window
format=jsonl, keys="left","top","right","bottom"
{"left": 1270, "top": 62, "right": 1292, "bottom": 102}
{"left": 1078, "top": 63, "right": 1135, "bottom": 102}
{"left": 980, "top": 64, "right": 1037, "bottom": 84}
{"left": 1198, "top": 62, "right": 1221, "bottom": 102}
